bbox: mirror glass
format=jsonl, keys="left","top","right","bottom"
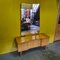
{"left": 21, "top": 3, "right": 40, "bottom": 36}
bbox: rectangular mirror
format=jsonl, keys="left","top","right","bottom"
{"left": 21, "top": 3, "right": 40, "bottom": 36}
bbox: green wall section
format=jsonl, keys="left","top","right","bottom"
{"left": 0, "top": 0, "right": 58, "bottom": 54}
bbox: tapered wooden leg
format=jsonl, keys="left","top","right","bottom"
{"left": 18, "top": 52, "right": 22, "bottom": 56}
{"left": 18, "top": 52, "right": 20, "bottom": 56}
{"left": 20, "top": 51, "right": 22, "bottom": 56}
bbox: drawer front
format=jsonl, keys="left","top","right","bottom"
{"left": 18, "top": 43, "right": 28, "bottom": 52}
{"left": 33, "top": 40, "right": 40, "bottom": 48}
{"left": 28, "top": 40, "right": 34, "bottom": 49}
{"left": 28, "top": 40, "right": 40, "bottom": 49}
{"left": 41, "top": 39, "right": 49, "bottom": 46}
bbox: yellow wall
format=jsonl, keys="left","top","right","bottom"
{"left": 0, "top": 0, "right": 58, "bottom": 54}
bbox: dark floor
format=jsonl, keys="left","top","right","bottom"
{"left": 0, "top": 40, "right": 60, "bottom": 60}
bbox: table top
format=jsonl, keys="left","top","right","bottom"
{"left": 16, "top": 33, "right": 49, "bottom": 44}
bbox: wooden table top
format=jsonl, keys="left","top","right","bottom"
{"left": 16, "top": 33, "right": 49, "bottom": 44}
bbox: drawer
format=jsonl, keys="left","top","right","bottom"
{"left": 33, "top": 40, "right": 40, "bottom": 48}
{"left": 18, "top": 43, "right": 28, "bottom": 52}
{"left": 28, "top": 40, "right": 34, "bottom": 49}
{"left": 41, "top": 39, "right": 49, "bottom": 46}
{"left": 28, "top": 40, "right": 40, "bottom": 49}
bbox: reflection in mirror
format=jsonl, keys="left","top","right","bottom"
{"left": 21, "top": 3, "right": 40, "bottom": 36}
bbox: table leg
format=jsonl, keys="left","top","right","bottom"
{"left": 18, "top": 52, "right": 20, "bottom": 56}
{"left": 20, "top": 51, "right": 22, "bottom": 56}
{"left": 18, "top": 52, "right": 22, "bottom": 56}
